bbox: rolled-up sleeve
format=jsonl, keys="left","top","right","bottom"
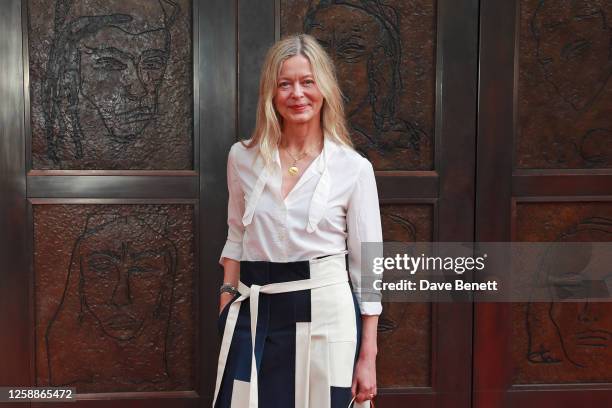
{"left": 346, "top": 159, "right": 383, "bottom": 315}
{"left": 219, "top": 145, "right": 245, "bottom": 266}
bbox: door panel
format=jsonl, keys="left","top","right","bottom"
{"left": 476, "top": 0, "right": 612, "bottom": 406}
{"left": 0, "top": 0, "right": 237, "bottom": 406}
{"left": 512, "top": 202, "right": 612, "bottom": 385}
{"left": 378, "top": 204, "right": 433, "bottom": 389}
{"left": 33, "top": 203, "right": 195, "bottom": 392}
{"left": 516, "top": 0, "right": 612, "bottom": 169}
{"left": 281, "top": 0, "right": 436, "bottom": 171}
{"left": 256, "top": 1, "right": 477, "bottom": 406}
{"left": 1, "top": 0, "right": 479, "bottom": 407}
{"left": 27, "top": 0, "right": 194, "bottom": 170}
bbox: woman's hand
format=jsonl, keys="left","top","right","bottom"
{"left": 351, "top": 349, "right": 377, "bottom": 403}
{"left": 219, "top": 292, "right": 235, "bottom": 316}
{"left": 219, "top": 258, "right": 240, "bottom": 316}
{"left": 352, "top": 314, "right": 378, "bottom": 403}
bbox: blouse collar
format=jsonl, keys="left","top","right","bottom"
{"left": 241, "top": 135, "right": 339, "bottom": 233}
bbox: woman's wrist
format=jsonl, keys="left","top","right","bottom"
{"left": 359, "top": 314, "right": 379, "bottom": 360}
{"left": 358, "top": 342, "right": 378, "bottom": 360}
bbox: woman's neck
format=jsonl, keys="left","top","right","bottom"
{"left": 280, "top": 122, "right": 324, "bottom": 152}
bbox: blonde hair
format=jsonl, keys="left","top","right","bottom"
{"left": 244, "top": 33, "right": 353, "bottom": 166}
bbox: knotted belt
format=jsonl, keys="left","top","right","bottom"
{"left": 212, "top": 253, "right": 349, "bottom": 408}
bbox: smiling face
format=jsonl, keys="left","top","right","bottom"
{"left": 532, "top": 0, "right": 612, "bottom": 110}
{"left": 273, "top": 55, "right": 324, "bottom": 127}
{"left": 306, "top": 4, "right": 390, "bottom": 117}
{"left": 78, "top": 217, "right": 173, "bottom": 341}
{"left": 78, "top": 26, "right": 169, "bottom": 143}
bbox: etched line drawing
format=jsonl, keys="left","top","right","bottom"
{"left": 530, "top": 0, "right": 612, "bottom": 112}
{"left": 304, "top": 0, "right": 429, "bottom": 160}
{"left": 526, "top": 216, "right": 612, "bottom": 369}
{"left": 528, "top": 0, "right": 612, "bottom": 167}
{"left": 378, "top": 212, "right": 417, "bottom": 335}
{"left": 45, "top": 211, "right": 178, "bottom": 386}
{"left": 41, "top": 0, "right": 179, "bottom": 164}
{"left": 578, "top": 127, "right": 612, "bottom": 166}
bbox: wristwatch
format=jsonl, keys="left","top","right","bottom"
{"left": 219, "top": 283, "right": 239, "bottom": 296}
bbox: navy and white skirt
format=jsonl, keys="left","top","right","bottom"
{"left": 213, "top": 252, "right": 368, "bottom": 408}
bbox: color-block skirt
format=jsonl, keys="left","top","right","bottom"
{"left": 213, "top": 252, "right": 367, "bottom": 408}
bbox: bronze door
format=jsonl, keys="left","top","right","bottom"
{"left": 0, "top": 0, "right": 477, "bottom": 407}
{"left": 476, "top": 0, "right": 612, "bottom": 406}
{"left": 0, "top": 0, "right": 235, "bottom": 406}
{"left": 273, "top": 1, "right": 477, "bottom": 407}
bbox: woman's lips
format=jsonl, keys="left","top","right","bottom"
{"left": 290, "top": 104, "right": 309, "bottom": 112}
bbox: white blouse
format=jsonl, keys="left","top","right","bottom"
{"left": 219, "top": 135, "right": 383, "bottom": 315}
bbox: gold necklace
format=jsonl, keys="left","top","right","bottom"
{"left": 284, "top": 148, "right": 308, "bottom": 176}
{"left": 282, "top": 142, "right": 322, "bottom": 176}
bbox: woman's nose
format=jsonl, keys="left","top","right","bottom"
{"left": 291, "top": 82, "right": 304, "bottom": 98}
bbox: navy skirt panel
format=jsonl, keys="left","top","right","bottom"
{"left": 215, "top": 257, "right": 362, "bottom": 408}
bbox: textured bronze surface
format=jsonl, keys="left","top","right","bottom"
{"left": 517, "top": 0, "right": 612, "bottom": 169}
{"left": 28, "top": 0, "right": 193, "bottom": 169}
{"left": 513, "top": 202, "right": 612, "bottom": 383}
{"left": 281, "top": 0, "right": 436, "bottom": 171}
{"left": 377, "top": 204, "right": 433, "bottom": 387}
{"left": 34, "top": 204, "right": 195, "bottom": 392}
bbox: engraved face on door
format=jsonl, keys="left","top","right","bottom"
{"left": 78, "top": 27, "right": 169, "bottom": 143}
{"left": 527, "top": 217, "right": 612, "bottom": 370}
{"left": 44, "top": 211, "right": 181, "bottom": 388}
{"left": 42, "top": 0, "right": 177, "bottom": 162}
{"left": 79, "top": 216, "right": 174, "bottom": 340}
{"left": 302, "top": 0, "right": 430, "bottom": 168}
{"left": 29, "top": 0, "right": 194, "bottom": 170}
{"left": 531, "top": 0, "right": 612, "bottom": 111}
{"left": 546, "top": 224, "right": 612, "bottom": 368}
{"left": 305, "top": 3, "right": 392, "bottom": 118}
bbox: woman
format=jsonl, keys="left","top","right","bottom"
{"left": 213, "top": 34, "right": 381, "bottom": 408}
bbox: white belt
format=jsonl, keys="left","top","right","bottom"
{"left": 212, "top": 253, "right": 349, "bottom": 408}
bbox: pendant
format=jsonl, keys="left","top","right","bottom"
{"left": 288, "top": 166, "right": 299, "bottom": 176}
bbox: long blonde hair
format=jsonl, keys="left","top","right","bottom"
{"left": 244, "top": 34, "right": 353, "bottom": 166}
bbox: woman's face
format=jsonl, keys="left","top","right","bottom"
{"left": 79, "top": 218, "right": 172, "bottom": 340}
{"left": 78, "top": 26, "right": 169, "bottom": 142}
{"left": 273, "top": 55, "right": 324, "bottom": 126}
{"left": 306, "top": 5, "right": 388, "bottom": 117}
